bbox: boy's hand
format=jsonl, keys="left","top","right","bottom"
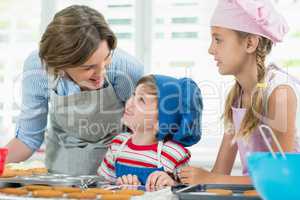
{"left": 146, "top": 171, "right": 175, "bottom": 188}
{"left": 116, "top": 174, "right": 141, "bottom": 185}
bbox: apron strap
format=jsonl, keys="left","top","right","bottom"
{"left": 156, "top": 141, "right": 163, "bottom": 168}
{"left": 50, "top": 74, "right": 62, "bottom": 91}
{"left": 114, "top": 135, "right": 131, "bottom": 162}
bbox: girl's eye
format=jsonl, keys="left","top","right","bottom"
{"left": 215, "top": 37, "right": 222, "bottom": 44}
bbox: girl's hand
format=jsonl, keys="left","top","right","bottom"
{"left": 146, "top": 171, "right": 176, "bottom": 188}
{"left": 179, "top": 166, "right": 215, "bottom": 184}
{"left": 116, "top": 174, "right": 141, "bottom": 185}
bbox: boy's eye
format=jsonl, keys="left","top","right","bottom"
{"left": 139, "top": 97, "right": 145, "bottom": 103}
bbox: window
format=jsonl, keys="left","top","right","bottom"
{"left": 0, "top": 0, "right": 41, "bottom": 146}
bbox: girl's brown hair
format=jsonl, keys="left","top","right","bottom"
{"left": 223, "top": 31, "right": 273, "bottom": 138}
{"left": 39, "top": 5, "right": 117, "bottom": 75}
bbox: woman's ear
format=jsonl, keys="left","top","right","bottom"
{"left": 245, "top": 35, "right": 260, "bottom": 54}
{"left": 58, "top": 69, "right": 65, "bottom": 77}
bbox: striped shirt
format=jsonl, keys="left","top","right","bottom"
{"left": 15, "top": 49, "right": 144, "bottom": 151}
{"left": 98, "top": 133, "right": 191, "bottom": 182}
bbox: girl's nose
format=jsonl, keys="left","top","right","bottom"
{"left": 208, "top": 43, "right": 214, "bottom": 55}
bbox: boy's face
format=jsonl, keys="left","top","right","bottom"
{"left": 208, "top": 26, "right": 248, "bottom": 76}
{"left": 122, "top": 84, "right": 158, "bottom": 133}
{"left": 63, "top": 40, "right": 112, "bottom": 90}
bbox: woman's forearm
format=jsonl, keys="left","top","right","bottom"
{"left": 5, "top": 138, "right": 33, "bottom": 163}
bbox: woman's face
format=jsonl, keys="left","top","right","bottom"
{"left": 64, "top": 40, "right": 112, "bottom": 90}
{"left": 208, "top": 26, "right": 248, "bottom": 76}
{"left": 122, "top": 84, "right": 158, "bottom": 133}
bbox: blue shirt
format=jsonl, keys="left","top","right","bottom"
{"left": 16, "top": 49, "right": 144, "bottom": 151}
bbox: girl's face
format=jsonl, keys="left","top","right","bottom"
{"left": 208, "top": 26, "right": 248, "bottom": 76}
{"left": 63, "top": 40, "right": 112, "bottom": 90}
{"left": 122, "top": 84, "right": 158, "bottom": 133}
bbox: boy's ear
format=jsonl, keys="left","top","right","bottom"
{"left": 245, "top": 34, "right": 260, "bottom": 54}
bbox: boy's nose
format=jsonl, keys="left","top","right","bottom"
{"left": 125, "top": 96, "right": 134, "bottom": 109}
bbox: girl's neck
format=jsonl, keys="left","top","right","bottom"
{"left": 235, "top": 59, "right": 258, "bottom": 95}
{"left": 131, "top": 130, "right": 157, "bottom": 146}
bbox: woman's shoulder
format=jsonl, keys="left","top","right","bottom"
{"left": 110, "top": 49, "right": 143, "bottom": 67}
{"left": 23, "top": 50, "right": 44, "bottom": 71}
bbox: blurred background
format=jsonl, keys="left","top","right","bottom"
{"left": 0, "top": 0, "right": 299, "bottom": 173}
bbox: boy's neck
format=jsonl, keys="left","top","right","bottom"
{"left": 131, "top": 130, "right": 157, "bottom": 146}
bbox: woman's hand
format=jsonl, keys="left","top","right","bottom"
{"left": 116, "top": 174, "right": 141, "bottom": 185}
{"left": 179, "top": 166, "right": 216, "bottom": 184}
{"left": 146, "top": 171, "right": 176, "bottom": 188}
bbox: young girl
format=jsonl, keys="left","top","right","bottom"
{"left": 180, "top": 0, "right": 300, "bottom": 184}
{"left": 98, "top": 75, "right": 203, "bottom": 186}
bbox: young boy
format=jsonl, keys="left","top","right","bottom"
{"left": 98, "top": 75, "right": 203, "bottom": 186}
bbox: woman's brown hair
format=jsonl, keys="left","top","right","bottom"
{"left": 223, "top": 31, "right": 273, "bottom": 139}
{"left": 39, "top": 5, "right": 117, "bottom": 75}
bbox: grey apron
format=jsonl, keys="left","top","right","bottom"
{"left": 45, "top": 76, "right": 124, "bottom": 175}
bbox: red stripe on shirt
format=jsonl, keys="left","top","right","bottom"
{"left": 104, "top": 158, "right": 115, "bottom": 171}
{"left": 111, "top": 139, "right": 123, "bottom": 145}
{"left": 101, "top": 167, "right": 115, "bottom": 179}
{"left": 161, "top": 151, "right": 178, "bottom": 165}
{"left": 164, "top": 144, "right": 185, "bottom": 160}
{"left": 127, "top": 139, "right": 158, "bottom": 151}
{"left": 121, "top": 150, "right": 158, "bottom": 162}
{"left": 175, "top": 155, "right": 190, "bottom": 168}
{"left": 116, "top": 158, "right": 157, "bottom": 168}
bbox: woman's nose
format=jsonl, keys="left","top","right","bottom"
{"left": 95, "top": 64, "right": 106, "bottom": 77}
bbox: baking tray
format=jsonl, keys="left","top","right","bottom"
{"left": 0, "top": 183, "right": 150, "bottom": 200}
{"left": 0, "top": 173, "right": 108, "bottom": 187}
{"left": 172, "top": 184, "right": 262, "bottom": 200}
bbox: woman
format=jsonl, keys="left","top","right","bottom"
{"left": 6, "top": 5, "right": 143, "bottom": 175}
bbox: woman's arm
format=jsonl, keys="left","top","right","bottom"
{"left": 5, "top": 138, "right": 33, "bottom": 163}
{"left": 5, "top": 51, "right": 48, "bottom": 162}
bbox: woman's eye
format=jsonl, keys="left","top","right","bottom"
{"left": 82, "top": 67, "right": 91, "bottom": 71}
